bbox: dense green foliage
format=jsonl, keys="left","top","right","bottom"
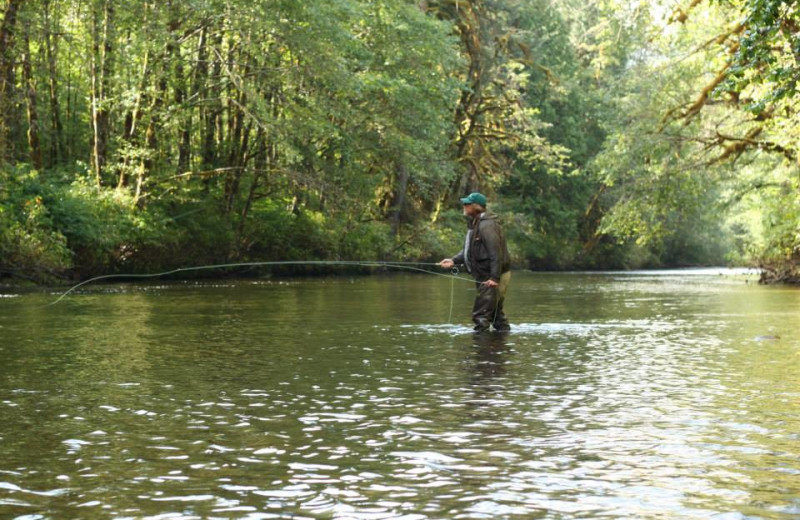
{"left": 594, "top": 0, "right": 800, "bottom": 281}
{"left": 0, "top": 0, "right": 797, "bottom": 282}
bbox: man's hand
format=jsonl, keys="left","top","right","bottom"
{"left": 482, "top": 279, "right": 499, "bottom": 288}
{"left": 439, "top": 258, "right": 454, "bottom": 269}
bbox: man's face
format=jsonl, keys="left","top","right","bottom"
{"left": 462, "top": 203, "right": 479, "bottom": 218}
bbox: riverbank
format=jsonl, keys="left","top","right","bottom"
{"left": 759, "top": 263, "right": 800, "bottom": 284}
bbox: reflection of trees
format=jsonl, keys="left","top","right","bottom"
{"left": 0, "top": 290, "right": 160, "bottom": 506}
{"left": 69, "top": 291, "right": 155, "bottom": 384}
{"left": 3, "top": 289, "right": 156, "bottom": 389}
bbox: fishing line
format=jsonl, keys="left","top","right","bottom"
{"left": 49, "top": 260, "right": 475, "bottom": 305}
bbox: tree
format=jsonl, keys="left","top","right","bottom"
{"left": 0, "top": 0, "right": 24, "bottom": 163}
{"left": 2, "top": 0, "right": 795, "bottom": 282}
{"left": 89, "top": 0, "right": 114, "bottom": 185}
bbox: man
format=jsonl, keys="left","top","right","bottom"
{"left": 439, "top": 192, "right": 511, "bottom": 332}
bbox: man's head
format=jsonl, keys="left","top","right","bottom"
{"left": 460, "top": 192, "right": 487, "bottom": 217}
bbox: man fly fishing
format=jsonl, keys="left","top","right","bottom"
{"left": 439, "top": 192, "right": 511, "bottom": 332}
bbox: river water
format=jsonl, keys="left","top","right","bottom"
{"left": 1, "top": 269, "right": 798, "bottom": 519}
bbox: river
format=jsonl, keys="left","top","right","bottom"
{"left": 1, "top": 269, "right": 798, "bottom": 518}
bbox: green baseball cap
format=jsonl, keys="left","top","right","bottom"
{"left": 460, "top": 192, "right": 487, "bottom": 206}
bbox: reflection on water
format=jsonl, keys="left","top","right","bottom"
{"left": 1, "top": 271, "right": 799, "bottom": 518}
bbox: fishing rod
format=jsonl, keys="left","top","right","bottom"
{"left": 49, "top": 260, "right": 475, "bottom": 306}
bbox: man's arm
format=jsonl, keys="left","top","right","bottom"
{"left": 439, "top": 249, "right": 464, "bottom": 269}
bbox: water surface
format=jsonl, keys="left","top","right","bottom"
{"left": 1, "top": 270, "right": 799, "bottom": 518}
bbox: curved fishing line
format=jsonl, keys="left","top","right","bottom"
{"left": 49, "top": 260, "right": 475, "bottom": 305}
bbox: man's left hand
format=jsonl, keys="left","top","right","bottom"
{"left": 482, "top": 279, "right": 499, "bottom": 288}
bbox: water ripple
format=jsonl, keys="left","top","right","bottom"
{"left": 2, "top": 273, "right": 799, "bottom": 518}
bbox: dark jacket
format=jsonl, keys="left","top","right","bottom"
{"left": 452, "top": 212, "right": 510, "bottom": 282}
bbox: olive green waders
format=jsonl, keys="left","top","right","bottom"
{"left": 472, "top": 271, "right": 511, "bottom": 332}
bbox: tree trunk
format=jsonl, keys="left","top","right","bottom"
{"left": 90, "top": 0, "right": 114, "bottom": 186}
{"left": 176, "top": 80, "right": 191, "bottom": 176}
{"left": 167, "top": 11, "right": 190, "bottom": 174}
{"left": 201, "top": 30, "right": 223, "bottom": 192}
{"left": 389, "top": 162, "right": 410, "bottom": 236}
{"left": 236, "top": 126, "right": 266, "bottom": 249}
{"left": 43, "top": 0, "right": 64, "bottom": 166}
{"left": 136, "top": 3, "right": 181, "bottom": 207}
{"left": 21, "top": 21, "right": 42, "bottom": 170}
{"left": 223, "top": 104, "right": 243, "bottom": 213}
{"left": 452, "top": 1, "right": 486, "bottom": 197}
{"left": 118, "top": 43, "right": 149, "bottom": 188}
{"left": 223, "top": 45, "right": 247, "bottom": 214}
{"left": 64, "top": 34, "right": 75, "bottom": 159}
{"left": 118, "top": 1, "right": 152, "bottom": 189}
{"left": 427, "top": 0, "right": 488, "bottom": 214}
{"left": 138, "top": 72, "right": 166, "bottom": 206}
{"left": 194, "top": 25, "right": 210, "bottom": 159}
{"left": 0, "top": 0, "right": 23, "bottom": 163}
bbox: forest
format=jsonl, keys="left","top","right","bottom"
{"left": 0, "top": 0, "right": 798, "bottom": 283}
